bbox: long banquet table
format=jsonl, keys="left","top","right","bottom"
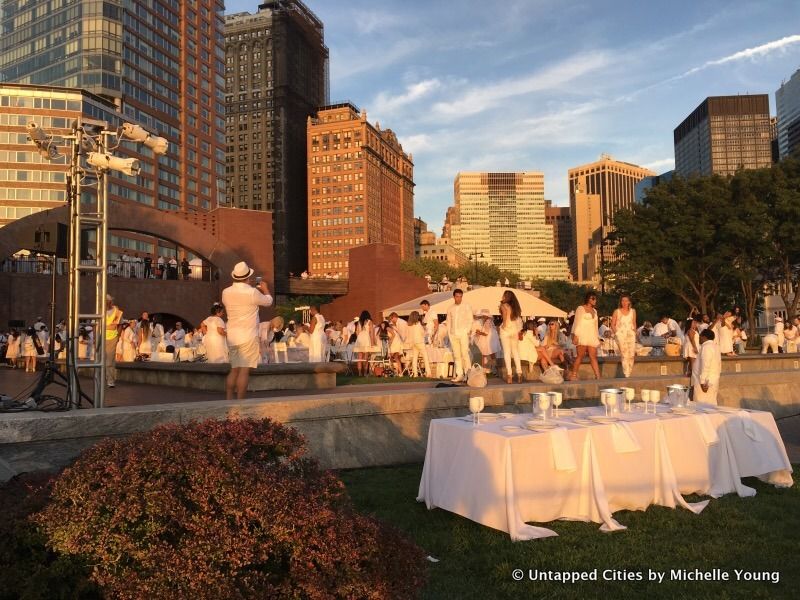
{"left": 417, "top": 404, "right": 793, "bottom": 540}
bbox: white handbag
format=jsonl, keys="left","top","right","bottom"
{"left": 466, "top": 362, "right": 488, "bottom": 388}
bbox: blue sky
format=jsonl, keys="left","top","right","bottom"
{"left": 226, "top": 0, "right": 800, "bottom": 233}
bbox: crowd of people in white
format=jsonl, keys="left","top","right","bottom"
{"left": 3, "top": 265, "right": 798, "bottom": 406}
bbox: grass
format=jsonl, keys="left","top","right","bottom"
{"left": 339, "top": 464, "right": 799, "bottom": 600}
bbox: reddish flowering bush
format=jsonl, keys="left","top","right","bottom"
{"left": 34, "top": 418, "right": 426, "bottom": 599}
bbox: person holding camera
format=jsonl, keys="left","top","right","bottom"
{"left": 221, "top": 262, "right": 273, "bottom": 400}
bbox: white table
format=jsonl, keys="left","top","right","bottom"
{"left": 417, "top": 405, "right": 793, "bottom": 540}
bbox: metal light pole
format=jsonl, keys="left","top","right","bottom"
{"left": 468, "top": 244, "right": 484, "bottom": 288}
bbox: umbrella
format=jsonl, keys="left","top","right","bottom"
{"left": 384, "top": 287, "right": 566, "bottom": 319}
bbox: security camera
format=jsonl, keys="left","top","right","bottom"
{"left": 121, "top": 123, "right": 169, "bottom": 155}
{"left": 26, "top": 122, "right": 48, "bottom": 143}
{"left": 39, "top": 144, "right": 60, "bottom": 161}
{"left": 86, "top": 152, "right": 141, "bottom": 176}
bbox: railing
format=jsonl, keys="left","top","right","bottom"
{"left": 1, "top": 257, "right": 216, "bottom": 281}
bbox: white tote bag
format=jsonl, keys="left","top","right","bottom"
{"left": 466, "top": 363, "right": 488, "bottom": 388}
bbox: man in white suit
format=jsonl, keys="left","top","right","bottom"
{"left": 692, "top": 329, "right": 721, "bottom": 405}
{"left": 445, "top": 288, "right": 474, "bottom": 382}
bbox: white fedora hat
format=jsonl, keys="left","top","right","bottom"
{"left": 231, "top": 261, "right": 254, "bottom": 281}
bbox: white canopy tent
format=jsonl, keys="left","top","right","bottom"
{"left": 384, "top": 287, "right": 567, "bottom": 319}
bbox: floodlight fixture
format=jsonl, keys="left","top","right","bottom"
{"left": 27, "top": 122, "right": 60, "bottom": 161}
{"left": 86, "top": 152, "right": 141, "bottom": 176}
{"left": 121, "top": 123, "right": 169, "bottom": 155}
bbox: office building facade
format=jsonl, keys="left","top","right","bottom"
{"left": 776, "top": 69, "right": 800, "bottom": 160}
{"left": 673, "top": 95, "right": 773, "bottom": 177}
{"left": 0, "top": 0, "right": 227, "bottom": 238}
{"left": 544, "top": 200, "right": 572, "bottom": 260}
{"left": 445, "top": 172, "right": 569, "bottom": 281}
{"left": 307, "top": 103, "right": 414, "bottom": 278}
{"left": 225, "top": 1, "right": 329, "bottom": 287}
{"left": 568, "top": 155, "right": 654, "bottom": 282}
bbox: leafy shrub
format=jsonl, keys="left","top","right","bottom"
{"left": 0, "top": 473, "right": 99, "bottom": 600}
{"left": 34, "top": 418, "right": 427, "bottom": 599}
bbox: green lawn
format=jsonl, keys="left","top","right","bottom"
{"left": 339, "top": 464, "right": 799, "bottom": 600}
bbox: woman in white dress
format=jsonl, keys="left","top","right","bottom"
{"left": 21, "top": 327, "right": 38, "bottom": 372}
{"left": 407, "top": 311, "right": 431, "bottom": 377}
{"left": 519, "top": 319, "right": 550, "bottom": 378}
{"left": 719, "top": 315, "right": 736, "bottom": 357}
{"left": 473, "top": 309, "right": 500, "bottom": 374}
{"left": 307, "top": 305, "right": 327, "bottom": 362}
{"left": 499, "top": 290, "right": 523, "bottom": 384}
{"left": 568, "top": 291, "right": 601, "bottom": 380}
{"left": 150, "top": 317, "right": 165, "bottom": 354}
{"left": 683, "top": 317, "right": 700, "bottom": 376}
{"left": 5, "top": 330, "right": 20, "bottom": 368}
{"left": 611, "top": 294, "right": 637, "bottom": 378}
{"left": 137, "top": 312, "right": 152, "bottom": 360}
{"left": 121, "top": 320, "right": 138, "bottom": 362}
{"left": 353, "top": 311, "right": 376, "bottom": 376}
{"left": 202, "top": 303, "right": 229, "bottom": 364}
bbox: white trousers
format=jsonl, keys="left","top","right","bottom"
{"left": 761, "top": 334, "right": 779, "bottom": 354}
{"left": 410, "top": 342, "right": 431, "bottom": 377}
{"left": 449, "top": 332, "right": 471, "bottom": 379}
{"left": 499, "top": 330, "right": 522, "bottom": 378}
{"left": 693, "top": 381, "right": 719, "bottom": 405}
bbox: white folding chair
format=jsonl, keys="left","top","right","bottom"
{"left": 273, "top": 341, "right": 288, "bottom": 363}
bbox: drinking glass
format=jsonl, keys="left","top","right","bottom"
{"left": 651, "top": 390, "right": 661, "bottom": 411}
{"left": 469, "top": 396, "right": 484, "bottom": 426}
{"left": 642, "top": 389, "right": 651, "bottom": 413}
{"left": 624, "top": 387, "right": 635, "bottom": 412}
{"left": 601, "top": 392, "right": 610, "bottom": 417}
{"left": 550, "top": 392, "right": 563, "bottom": 417}
{"left": 538, "top": 394, "right": 551, "bottom": 422}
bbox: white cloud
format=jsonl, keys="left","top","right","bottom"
{"left": 431, "top": 51, "right": 612, "bottom": 118}
{"left": 677, "top": 34, "right": 800, "bottom": 79}
{"left": 399, "top": 133, "right": 435, "bottom": 155}
{"left": 330, "top": 37, "right": 426, "bottom": 80}
{"left": 641, "top": 158, "right": 675, "bottom": 172}
{"left": 354, "top": 11, "right": 401, "bottom": 35}
{"left": 371, "top": 79, "right": 442, "bottom": 117}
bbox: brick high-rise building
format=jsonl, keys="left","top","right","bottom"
{"left": 544, "top": 200, "right": 572, "bottom": 260}
{"left": 568, "top": 155, "right": 654, "bottom": 283}
{"left": 673, "top": 95, "right": 773, "bottom": 177}
{"left": 224, "top": 1, "right": 329, "bottom": 288}
{"left": 446, "top": 172, "right": 569, "bottom": 281}
{"left": 307, "top": 102, "right": 414, "bottom": 278}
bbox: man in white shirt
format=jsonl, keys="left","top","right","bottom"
{"left": 170, "top": 322, "right": 186, "bottom": 349}
{"left": 221, "top": 261, "right": 273, "bottom": 400}
{"left": 445, "top": 288, "right": 474, "bottom": 382}
{"left": 692, "top": 329, "right": 721, "bottom": 405}
{"left": 419, "top": 300, "right": 436, "bottom": 344}
{"left": 774, "top": 316, "right": 785, "bottom": 353}
{"left": 536, "top": 317, "right": 547, "bottom": 341}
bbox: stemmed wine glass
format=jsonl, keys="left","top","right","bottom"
{"left": 469, "top": 396, "right": 485, "bottom": 427}
{"left": 550, "top": 392, "right": 563, "bottom": 417}
{"left": 624, "top": 387, "right": 635, "bottom": 412}
{"left": 651, "top": 390, "right": 661, "bottom": 412}
{"left": 642, "top": 389, "right": 651, "bottom": 414}
{"left": 538, "top": 394, "right": 551, "bottom": 422}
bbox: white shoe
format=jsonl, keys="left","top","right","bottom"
{"left": 108, "top": 382, "right": 115, "bottom": 388}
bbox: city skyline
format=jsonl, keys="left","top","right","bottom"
{"left": 227, "top": 0, "right": 800, "bottom": 232}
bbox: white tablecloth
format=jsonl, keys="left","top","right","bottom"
{"left": 417, "top": 405, "right": 793, "bottom": 540}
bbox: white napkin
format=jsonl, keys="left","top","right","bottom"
{"left": 550, "top": 427, "right": 577, "bottom": 472}
{"left": 694, "top": 413, "right": 719, "bottom": 445}
{"left": 611, "top": 422, "right": 641, "bottom": 453}
{"left": 738, "top": 410, "right": 762, "bottom": 442}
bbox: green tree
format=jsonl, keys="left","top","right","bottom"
{"left": 399, "top": 258, "right": 521, "bottom": 288}
{"left": 608, "top": 175, "right": 738, "bottom": 316}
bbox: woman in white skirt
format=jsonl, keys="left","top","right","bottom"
{"left": 137, "top": 312, "right": 152, "bottom": 360}
{"left": 121, "top": 320, "right": 138, "bottom": 362}
{"left": 407, "top": 311, "right": 431, "bottom": 377}
{"left": 499, "top": 290, "right": 523, "bottom": 383}
{"left": 5, "top": 330, "right": 20, "bottom": 368}
{"left": 473, "top": 309, "right": 500, "bottom": 374}
{"left": 203, "top": 303, "right": 229, "bottom": 364}
{"left": 353, "top": 311, "right": 376, "bottom": 376}
{"left": 568, "top": 291, "right": 601, "bottom": 380}
{"left": 683, "top": 317, "right": 700, "bottom": 376}
{"left": 307, "top": 305, "right": 328, "bottom": 362}
{"left": 611, "top": 294, "right": 637, "bottom": 378}
{"left": 21, "top": 327, "right": 38, "bottom": 372}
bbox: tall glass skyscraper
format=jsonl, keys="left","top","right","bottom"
{"left": 0, "top": 0, "right": 226, "bottom": 214}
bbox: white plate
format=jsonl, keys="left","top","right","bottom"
{"left": 572, "top": 418, "right": 593, "bottom": 425}
{"left": 588, "top": 415, "right": 619, "bottom": 424}
{"left": 554, "top": 408, "right": 575, "bottom": 416}
{"left": 670, "top": 407, "right": 696, "bottom": 415}
{"left": 526, "top": 423, "right": 558, "bottom": 431}
{"left": 497, "top": 412, "right": 515, "bottom": 419}
{"left": 501, "top": 425, "right": 521, "bottom": 432}
{"left": 657, "top": 413, "right": 676, "bottom": 419}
